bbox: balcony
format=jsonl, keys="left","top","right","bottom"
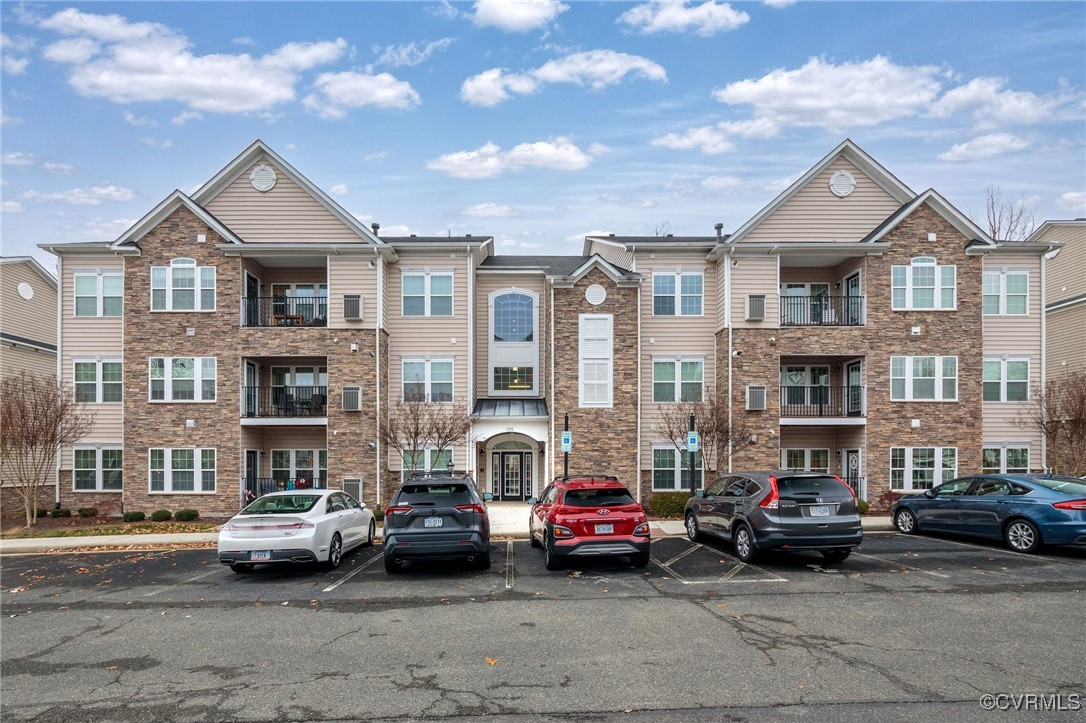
{"left": 780, "top": 385, "right": 865, "bottom": 417}
{"left": 780, "top": 295, "right": 864, "bottom": 326}
{"left": 243, "top": 476, "right": 328, "bottom": 501}
{"left": 241, "top": 386, "right": 328, "bottom": 419}
{"left": 242, "top": 297, "right": 328, "bottom": 328}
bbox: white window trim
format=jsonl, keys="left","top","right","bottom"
{"left": 652, "top": 270, "right": 704, "bottom": 317}
{"left": 781, "top": 448, "right": 830, "bottom": 473}
{"left": 651, "top": 445, "right": 703, "bottom": 492}
{"left": 151, "top": 258, "right": 216, "bottom": 312}
{"left": 579, "top": 313, "right": 613, "bottom": 408}
{"left": 73, "top": 447, "right": 123, "bottom": 492}
{"left": 488, "top": 288, "right": 539, "bottom": 396}
{"left": 891, "top": 257, "right": 956, "bottom": 311}
{"left": 981, "top": 446, "right": 1030, "bottom": 474}
{"left": 889, "top": 446, "right": 957, "bottom": 492}
{"left": 270, "top": 449, "right": 327, "bottom": 482}
{"left": 402, "top": 447, "right": 454, "bottom": 480}
{"left": 983, "top": 269, "right": 1029, "bottom": 316}
{"left": 652, "top": 356, "right": 705, "bottom": 404}
{"left": 401, "top": 358, "right": 454, "bottom": 403}
{"left": 74, "top": 271, "right": 123, "bottom": 317}
{"left": 983, "top": 357, "right": 1030, "bottom": 403}
{"left": 149, "top": 448, "right": 217, "bottom": 494}
{"left": 149, "top": 356, "right": 217, "bottom": 403}
{"left": 73, "top": 358, "right": 123, "bottom": 404}
{"left": 890, "top": 356, "right": 958, "bottom": 402}
{"left": 401, "top": 270, "right": 454, "bottom": 317}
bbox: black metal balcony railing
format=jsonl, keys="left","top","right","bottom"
{"left": 780, "top": 295, "right": 864, "bottom": 326}
{"left": 243, "top": 476, "right": 328, "bottom": 502}
{"left": 242, "top": 296, "right": 328, "bottom": 327}
{"left": 242, "top": 386, "right": 328, "bottom": 418}
{"left": 780, "top": 385, "right": 865, "bottom": 417}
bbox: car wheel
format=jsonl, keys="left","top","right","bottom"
{"left": 383, "top": 552, "right": 402, "bottom": 574}
{"left": 685, "top": 512, "right": 703, "bottom": 543}
{"left": 894, "top": 508, "right": 918, "bottom": 535}
{"left": 230, "top": 563, "right": 254, "bottom": 574}
{"left": 543, "top": 532, "right": 562, "bottom": 571}
{"left": 821, "top": 549, "right": 851, "bottom": 564}
{"left": 1004, "top": 519, "right": 1042, "bottom": 554}
{"left": 476, "top": 550, "right": 491, "bottom": 570}
{"left": 632, "top": 551, "right": 650, "bottom": 568}
{"left": 733, "top": 524, "right": 756, "bottom": 563}
{"left": 364, "top": 519, "right": 376, "bottom": 547}
{"left": 324, "top": 533, "right": 343, "bottom": 571}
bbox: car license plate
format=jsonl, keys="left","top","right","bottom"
{"left": 424, "top": 517, "right": 443, "bottom": 528}
{"left": 251, "top": 550, "right": 270, "bottom": 561}
{"left": 595, "top": 523, "right": 614, "bottom": 534}
{"left": 810, "top": 506, "right": 830, "bottom": 517}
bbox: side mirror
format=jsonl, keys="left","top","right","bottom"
{"left": 527, "top": 497, "right": 538, "bottom": 505}
{"left": 359, "top": 502, "right": 368, "bottom": 509}
{"left": 482, "top": 492, "right": 494, "bottom": 502}
{"left": 694, "top": 489, "right": 706, "bottom": 498}
{"left": 924, "top": 489, "right": 936, "bottom": 498}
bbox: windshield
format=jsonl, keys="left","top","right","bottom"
{"left": 240, "top": 495, "right": 321, "bottom": 515}
{"left": 563, "top": 487, "right": 636, "bottom": 507}
{"left": 1030, "top": 476, "right": 1086, "bottom": 495}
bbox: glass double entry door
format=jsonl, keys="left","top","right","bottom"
{"left": 493, "top": 452, "right": 532, "bottom": 501}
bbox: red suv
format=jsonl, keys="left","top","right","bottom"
{"left": 528, "top": 476, "right": 651, "bottom": 570}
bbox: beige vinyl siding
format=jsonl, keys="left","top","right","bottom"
{"left": 982, "top": 253, "right": 1042, "bottom": 355}
{"left": 328, "top": 255, "right": 378, "bottom": 329}
{"left": 731, "top": 256, "right": 779, "bottom": 328}
{"left": 204, "top": 157, "right": 363, "bottom": 244}
{"left": 1038, "top": 224, "right": 1086, "bottom": 304}
{"left": 1046, "top": 305, "right": 1086, "bottom": 378}
{"left": 474, "top": 273, "right": 546, "bottom": 397}
{"left": 1, "top": 261, "right": 57, "bottom": 346}
{"left": 780, "top": 267, "right": 836, "bottom": 285}
{"left": 780, "top": 426, "right": 866, "bottom": 477}
{"left": 980, "top": 437, "right": 1043, "bottom": 473}
{"left": 2, "top": 345, "right": 56, "bottom": 378}
{"left": 744, "top": 159, "right": 903, "bottom": 243}
{"left": 586, "top": 238, "right": 633, "bottom": 269}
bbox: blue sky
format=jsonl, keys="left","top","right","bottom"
{"left": 2, "top": 1, "right": 1084, "bottom": 272}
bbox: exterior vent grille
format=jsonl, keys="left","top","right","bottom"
{"left": 746, "top": 294, "right": 766, "bottom": 321}
{"left": 343, "top": 295, "right": 362, "bottom": 320}
{"left": 343, "top": 478, "right": 362, "bottom": 502}
{"left": 746, "top": 385, "right": 767, "bottom": 411}
{"left": 342, "top": 386, "right": 362, "bottom": 412}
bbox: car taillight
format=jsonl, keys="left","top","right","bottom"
{"left": 384, "top": 505, "right": 412, "bottom": 515}
{"left": 633, "top": 522, "right": 650, "bottom": 536}
{"left": 455, "top": 504, "right": 486, "bottom": 514}
{"left": 553, "top": 525, "right": 574, "bottom": 538}
{"left": 226, "top": 521, "right": 314, "bottom": 531}
{"left": 760, "top": 476, "right": 780, "bottom": 510}
{"left": 834, "top": 475, "right": 858, "bottom": 499}
{"left": 1053, "top": 499, "right": 1086, "bottom": 511}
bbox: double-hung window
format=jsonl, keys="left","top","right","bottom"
{"left": 74, "top": 359, "right": 122, "bottom": 403}
{"left": 983, "top": 270, "right": 1028, "bottom": 315}
{"left": 891, "top": 257, "right": 956, "bottom": 310}
{"left": 579, "top": 314, "right": 612, "bottom": 407}
{"left": 982, "top": 359, "right": 1029, "bottom": 402}
{"left": 149, "top": 448, "right": 216, "bottom": 493}
{"left": 151, "top": 258, "right": 216, "bottom": 311}
{"left": 402, "top": 272, "right": 452, "bottom": 316}
{"left": 782, "top": 449, "right": 830, "bottom": 473}
{"left": 890, "top": 356, "right": 957, "bottom": 401}
{"left": 653, "top": 271, "right": 703, "bottom": 316}
{"left": 890, "top": 447, "right": 957, "bottom": 491}
{"left": 402, "top": 359, "right": 454, "bottom": 402}
{"left": 653, "top": 358, "right": 703, "bottom": 403}
{"left": 271, "top": 449, "right": 327, "bottom": 484}
{"left": 982, "top": 447, "right": 1029, "bottom": 474}
{"left": 74, "top": 272, "right": 123, "bottom": 317}
{"left": 652, "top": 447, "right": 702, "bottom": 491}
{"left": 402, "top": 448, "right": 454, "bottom": 479}
{"left": 149, "top": 357, "right": 217, "bottom": 402}
{"left": 73, "top": 448, "right": 123, "bottom": 491}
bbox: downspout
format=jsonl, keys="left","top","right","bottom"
{"left": 466, "top": 244, "right": 474, "bottom": 477}
{"left": 549, "top": 281, "right": 556, "bottom": 485}
{"left": 375, "top": 248, "right": 383, "bottom": 505}
{"left": 55, "top": 254, "right": 63, "bottom": 509}
{"left": 633, "top": 252, "right": 642, "bottom": 503}
{"left": 726, "top": 246, "right": 734, "bottom": 473}
{"left": 1040, "top": 250, "right": 1047, "bottom": 472}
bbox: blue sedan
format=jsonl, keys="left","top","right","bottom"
{"left": 891, "top": 474, "right": 1086, "bottom": 553}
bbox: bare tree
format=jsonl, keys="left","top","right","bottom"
{"left": 1, "top": 372, "right": 96, "bottom": 528}
{"left": 380, "top": 396, "right": 473, "bottom": 479}
{"left": 655, "top": 388, "right": 757, "bottom": 487}
{"left": 1018, "top": 372, "right": 1086, "bottom": 476}
{"left": 981, "top": 185, "right": 1037, "bottom": 242}
{"left": 653, "top": 221, "right": 672, "bottom": 237}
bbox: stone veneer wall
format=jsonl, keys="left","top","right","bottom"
{"left": 551, "top": 268, "right": 639, "bottom": 490}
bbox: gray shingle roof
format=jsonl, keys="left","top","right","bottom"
{"left": 478, "top": 255, "right": 633, "bottom": 276}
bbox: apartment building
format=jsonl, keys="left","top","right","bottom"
{"left": 1029, "top": 219, "right": 1085, "bottom": 381}
{"left": 40, "top": 139, "right": 1055, "bottom": 516}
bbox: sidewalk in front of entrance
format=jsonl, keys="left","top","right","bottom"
{"left": 0, "top": 503, "right": 895, "bottom": 555}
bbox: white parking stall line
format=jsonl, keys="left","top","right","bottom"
{"left": 660, "top": 543, "right": 704, "bottom": 568}
{"left": 322, "top": 552, "right": 382, "bottom": 592}
{"left": 719, "top": 563, "right": 747, "bottom": 582}
{"left": 851, "top": 551, "right": 950, "bottom": 578}
{"left": 142, "top": 569, "right": 219, "bottom": 597}
{"left": 917, "top": 535, "right": 1078, "bottom": 564}
{"left": 505, "top": 541, "right": 515, "bottom": 590}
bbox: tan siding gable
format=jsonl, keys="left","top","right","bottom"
{"left": 744, "top": 159, "right": 903, "bottom": 243}
{"left": 586, "top": 239, "right": 632, "bottom": 269}
{"left": 1046, "top": 308, "right": 1086, "bottom": 378}
{"left": 1, "top": 261, "right": 57, "bottom": 347}
{"left": 1040, "top": 226, "right": 1086, "bottom": 304}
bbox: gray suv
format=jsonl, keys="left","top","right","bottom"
{"left": 382, "top": 475, "right": 493, "bottom": 573}
{"left": 683, "top": 471, "right": 862, "bottom": 563}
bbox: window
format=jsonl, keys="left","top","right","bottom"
{"left": 402, "top": 448, "right": 454, "bottom": 479}
{"left": 402, "top": 272, "right": 452, "bottom": 316}
{"left": 653, "top": 359, "right": 703, "bottom": 403}
{"left": 493, "top": 366, "right": 534, "bottom": 391}
{"left": 271, "top": 449, "right": 327, "bottom": 485}
{"left": 891, "top": 257, "right": 956, "bottom": 310}
{"left": 983, "top": 270, "right": 1028, "bottom": 316}
{"left": 74, "top": 360, "right": 122, "bottom": 403}
{"left": 983, "top": 359, "right": 1029, "bottom": 402}
{"left": 982, "top": 447, "right": 1029, "bottom": 474}
{"left": 74, "top": 448, "right": 123, "bottom": 491}
{"left": 781, "top": 366, "right": 830, "bottom": 407}
{"left": 149, "top": 448, "right": 216, "bottom": 493}
{"left": 493, "top": 292, "right": 533, "bottom": 342}
{"left": 402, "top": 359, "right": 453, "bottom": 402}
{"left": 653, "top": 272, "right": 703, "bottom": 316}
{"left": 579, "top": 314, "right": 612, "bottom": 407}
{"left": 782, "top": 449, "right": 830, "bottom": 473}
{"left": 890, "top": 356, "right": 957, "bottom": 401}
{"left": 890, "top": 447, "right": 957, "bottom": 491}
{"left": 74, "top": 272, "right": 122, "bottom": 317}
{"left": 151, "top": 258, "right": 216, "bottom": 311}
{"left": 149, "top": 357, "right": 217, "bottom": 402}
{"left": 652, "top": 447, "right": 702, "bottom": 491}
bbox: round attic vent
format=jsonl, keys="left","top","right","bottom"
{"left": 585, "top": 284, "right": 607, "bottom": 306}
{"left": 249, "top": 164, "right": 277, "bottom": 192}
{"left": 829, "top": 170, "right": 856, "bottom": 198}
{"left": 17, "top": 282, "right": 34, "bottom": 300}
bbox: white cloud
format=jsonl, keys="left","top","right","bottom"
{"left": 2, "top": 152, "right": 37, "bottom": 166}
{"left": 472, "top": 0, "right": 569, "bottom": 32}
{"left": 932, "top": 76, "right": 1077, "bottom": 128}
{"left": 42, "top": 162, "right": 75, "bottom": 175}
{"left": 618, "top": 1, "right": 750, "bottom": 36}
{"left": 3, "top": 55, "right": 29, "bottom": 74}
{"left": 139, "top": 137, "right": 173, "bottom": 149}
{"left": 1, "top": 32, "right": 34, "bottom": 74}
{"left": 171, "top": 110, "right": 203, "bottom": 126}
{"left": 304, "top": 71, "right": 421, "bottom": 118}
{"left": 461, "top": 49, "right": 666, "bottom": 106}
{"left": 701, "top": 174, "right": 743, "bottom": 191}
{"left": 122, "top": 111, "right": 155, "bottom": 127}
{"left": 2, "top": 201, "right": 25, "bottom": 213}
{"left": 23, "top": 185, "right": 136, "bottom": 205}
{"left": 1057, "top": 191, "right": 1086, "bottom": 214}
{"left": 427, "top": 137, "right": 598, "bottom": 178}
{"left": 937, "top": 133, "right": 1030, "bottom": 162}
{"left": 569, "top": 229, "right": 612, "bottom": 244}
{"left": 38, "top": 8, "right": 348, "bottom": 114}
{"left": 650, "top": 117, "right": 778, "bottom": 154}
{"left": 764, "top": 0, "right": 797, "bottom": 7}
{"left": 82, "top": 216, "right": 137, "bottom": 239}
{"left": 1, "top": 112, "right": 22, "bottom": 127}
{"left": 330, "top": 184, "right": 349, "bottom": 196}
{"left": 597, "top": 193, "right": 656, "bottom": 209}
{"left": 363, "top": 151, "right": 389, "bottom": 162}
{"left": 374, "top": 38, "right": 454, "bottom": 67}
{"left": 2, "top": 152, "right": 75, "bottom": 174}
{"left": 232, "top": 36, "right": 257, "bottom": 46}
{"left": 462, "top": 202, "right": 516, "bottom": 217}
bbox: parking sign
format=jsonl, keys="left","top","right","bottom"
{"left": 687, "top": 431, "right": 699, "bottom": 452}
{"left": 561, "top": 431, "right": 572, "bottom": 453}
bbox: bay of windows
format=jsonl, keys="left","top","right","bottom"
{"left": 982, "top": 447, "right": 1029, "bottom": 474}
{"left": 151, "top": 258, "right": 216, "bottom": 311}
{"left": 983, "top": 271, "right": 1027, "bottom": 316}
{"left": 983, "top": 359, "right": 1029, "bottom": 402}
{"left": 74, "top": 272, "right": 122, "bottom": 317}
{"left": 150, "top": 448, "right": 216, "bottom": 493}
{"left": 891, "top": 257, "right": 956, "bottom": 310}
{"left": 403, "top": 272, "right": 452, "bottom": 316}
{"left": 890, "top": 356, "right": 957, "bottom": 401}
{"left": 890, "top": 447, "right": 957, "bottom": 491}
{"left": 75, "top": 360, "right": 122, "bottom": 403}
{"left": 653, "top": 359, "right": 703, "bottom": 403}
{"left": 150, "top": 357, "right": 217, "bottom": 402}
{"left": 403, "top": 359, "right": 453, "bottom": 402}
{"left": 74, "top": 448, "right": 123, "bottom": 491}
{"left": 653, "top": 272, "right": 703, "bottom": 316}
{"left": 652, "top": 447, "right": 702, "bottom": 491}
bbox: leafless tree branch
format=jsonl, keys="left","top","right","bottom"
{"left": 1017, "top": 372, "right": 1086, "bottom": 476}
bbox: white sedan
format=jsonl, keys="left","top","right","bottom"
{"left": 218, "top": 489, "right": 376, "bottom": 573}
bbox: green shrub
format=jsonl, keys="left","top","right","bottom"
{"left": 373, "top": 508, "right": 384, "bottom": 523}
{"left": 35, "top": 508, "right": 51, "bottom": 518}
{"left": 648, "top": 492, "right": 689, "bottom": 518}
{"left": 48, "top": 508, "right": 72, "bottom": 518}
{"left": 123, "top": 511, "right": 146, "bottom": 523}
{"left": 174, "top": 509, "right": 199, "bottom": 522}
{"left": 150, "top": 509, "right": 173, "bottom": 522}
{"left": 77, "top": 507, "right": 98, "bottom": 518}
{"left": 856, "top": 498, "right": 870, "bottom": 515}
